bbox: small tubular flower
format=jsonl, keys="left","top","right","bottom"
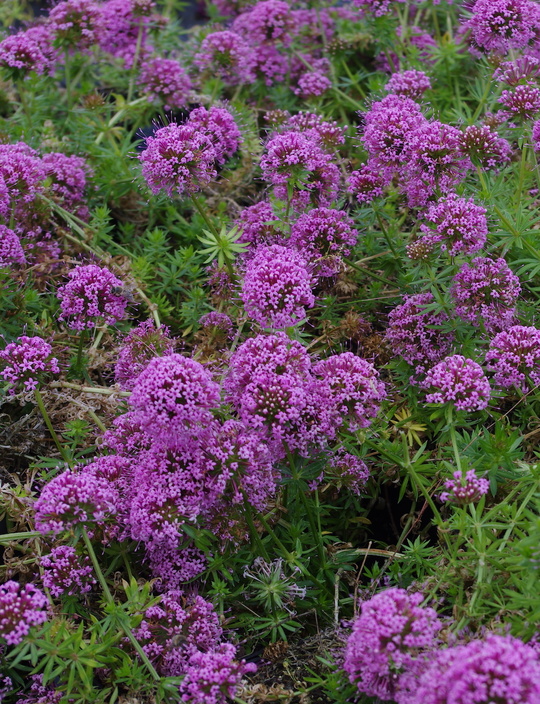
{"left": 41, "top": 546, "right": 96, "bottom": 597}
{"left": 485, "top": 325, "right": 540, "bottom": 391}
{"left": 0, "top": 336, "right": 60, "bottom": 394}
{"left": 439, "top": 469, "right": 489, "bottom": 505}
{"left": 139, "top": 57, "right": 192, "bottom": 111}
{"left": 421, "top": 355, "right": 491, "bottom": 412}
{"left": 0, "top": 581, "right": 47, "bottom": 646}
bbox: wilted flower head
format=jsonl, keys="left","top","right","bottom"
{"left": 34, "top": 468, "right": 119, "bottom": 534}
{"left": 0, "top": 336, "right": 60, "bottom": 394}
{"left": 260, "top": 131, "right": 340, "bottom": 209}
{"left": 115, "top": 319, "right": 175, "bottom": 390}
{"left": 313, "top": 352, "right": 386, "bottom": 429}
{"left": 179, "top": 643, "right": 257, "bottom": 704}
{"left": 451, "top": 257, "right": 521, "bottom": 333}
{"left": 187, "top": 106, "right": 241, "bottom": 165}
{"left": 386, "top": 69, "right": 431, "bottom": 99}
{"left": 241, "top": 244, "right": 315, "bottom": 328}
{"left": 194, "top": 31, "right": 255, "bottom": 85}
{"left": 129, "top": 353, "right": 220, "bottom": 435}
{"left": 290, "top": 207, "right": 357, "bottom": 277}
{"left": 421, "top": 355, "right": 491, "bottom": 412}
{"left": 459, "top": 124, "right": 512, "bottom": 169}
{"left": 439, "top": 469, "right": 490, "bottom": 505}
{"left": 344, "top": 588, "right": 441, "bottom": 700}
{"left": 348, "top": 162, "right": 385, "bottom": 204}
{"left": 41, "top": 546, "right": 95, "bottom": 597}
{"left": 409, "top": 634, "right": 540, "bottom": 704}
{"left": 0, "top": 581, "right": 47, "bottom": 646}
{"left": 0, "top": 225, "right": 25, "bottom": 268}
{"left": 139, "top": 57, "right": 192, "bottom": 111}
{"left": 57, "top": 264, "right": 129, "bottom": 330}
{"left": 485, "top": 325, "right": 540, "bottom": 391}
{"left": 48, "top": 0, "right": 105, "bottom": 49}
{"left": 386, "top": 292, "right": 453, "bottom": 370}
{"left": 463, "top": 0, "right": 540, "bottom": 55}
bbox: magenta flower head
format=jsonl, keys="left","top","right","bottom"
{"left": 485, "top": 325, "right": 540, "bottom": 392}
{"left": 313, "top": 352, "right": 386, "bottom": 429}
{"left": 463, "top": 0, "right": 540, "bottom": 55}
{"left": 34, "top": 468, "right": 119, "bottom": 534}
{"left": 241, "top": 244, "right": 315, "bottom": 329}
{"left": 352, "top": 0, "right": 405, "bottom": 18}
{"left": 42, "top": 152, "right": 89, "bottom": 209}
{"left": 187, "top": 106, "right": 241, "bottom": 165}
{"left": 460, "top": 124, "right": 512, "bottom": 169}
{"left": 139, "top": 122, "right": 217, "bottom": 197}
{"left": 232, "top": 0, "right": 292, "bottom": 45}
{"left": 500, "top": 82, "right": 540, "bottom": 120}
{"left": 0, "top": 336, "right": 60, "bottom": 394}
{"left": 47, "top": 0, "right": 105, "bottom": 49}
{"left": 410, "top": 633, "right": 540, "bottom": 704}
{"left": 235, "top": 201, "right": 282, "bottom": 250}
{"left": 344, "top": 588, "right": 441, "bottom": 701}
{"left": 0, "top": 581, "right": 47, "bottom": 646}
{"left": 57, "top": 264, "right": 129, "bottom": 331}
{"left": 451, "top": 257, "right": 521, "bottom": 333}
{"left": 290, "top": 207, "right": 358, "bottom": 277}
{"left": 386, "top": 69, "right": 431, "bottom": 100}
{"left": 386, "top": 292, "right": 453, "bottom": 370}
{"left": 286, "top": 112, "right": 346, "bottom": 151}
{"left": 129, "top": 353, "right": 220, "bottom": 434}
{"left": 139, "top": 57, "right": 192, "bottom": 111}
{"left": 439, "top": 469, "right": 489, "bottom": 505}
{"left": 0, "top": 225, "right": 25, "bottom": 268}
{"left": 327, "top": 451, "right": 370, "bottom": 494}
{"left": 533, "top": 119, "right": 540, "bottom": 151}
{"left": 260, "top": 130, "right": 340, "bottom": 209}
{"left": 416, "top": 193, "right": 488, "bottom": 257}
{"left": 114, "top": 319, "right": 175, "bottom": 391}
{"left": 348, "top": 162, "right": 385, "bottom": 204}
{"left": 294, "top": 70, "right": 332, "bottom": 99}
{"left": 194, "top": 30, "right": 255, "bottom": 85}
{"left": 41, "top": 546, "right": 95, "bottom": 597}
{"left": 421, "top": 355, "right": 491, "bottom": 412}
{"left": 0, "top": 31, "right": 53, "bottom": 78}
{"left": 180, "top": 644, "right": 257, "bottom": 704}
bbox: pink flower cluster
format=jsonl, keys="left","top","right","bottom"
{"left": 114, "top": 319, "right": 175, "bottom": 390}
{"left": 486, "top": 325, "right": 540, "bottom": 391}
{"left": 459, "top": 124, "right": 512, "bottom": 169}
{"left": 0, "top": 336, "right": 60, "bottom": 394}
{"left": 386, "top": 69, "right": 431, "bottom": 99}
{"left": 0, "top": 581, "right": 48, "bottom": 645}
{"left": 326, "top": 452, "right": 370, "bottom": 494}
{"left": 236, "top": 201, "right": 282, "bottom": 250}
{"left": 48, "top": 0, "right": 105, "bottom": 49}
{"left": 57, "top": 264, "right": 129, "bottom": 330}
{"left": 139, "top": 57, "right": 192, "bottom": 110}
{"left": 41, "top": 546, "right": 96, "bottom": 597}
{"left": 194, "top": 30, "right": 256, "bottom": 85}
{"left": 439, "top": 469, "right": 490, "bottom": 505}
{"left": 421, "top": 355, "right": 491, "bottom": 412}
{"left": 463, "top": 0, "right": 540, "bottom": 55}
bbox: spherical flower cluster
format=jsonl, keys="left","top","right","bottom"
{"left": 139, "top": 123, "right": 217, "bottom": 197}
{"left": 0, "top": 32, "right": 54, "bottom": 77}
{"left": 451, "top": 257, "right": 521, "bottom": 332}
{"left": 34, "top": 468, "right": 119, "bottom": 534}
{"left": 402, "top": 121, "right": 471, "bottom": 207}
{"left": 47, "top": 0, "right": 105, "bottom": 49}
{"left": 386, "top": 70, "right": 431, "bottom": 100}
{"left": 199, "top": 311, "right": 234, "bottom": 338}
{"left": 327, "top": 452, "right": 370, "bottom": 494}
{"left": 410, "top": 634, "right": 540, "bottom": 704}
{"left": 344, "top": 588, "right": 441, "bottom": 701}
{"left": 41, "top": 546, "right": 96, "bottom": 597}
{"left": 463, "top": 0, "right": 540, "bottom": 55}
{"left": 139, "top": 57, "right": 192, "bottom": 111}
{"left": 0, "top": 225, "right": 26, "bottom": 268}
{"left": 98, "top": 0, "right": 153, "bottom": 68}
{"left": 57, "top": 264, "right": 128, "bottom": 331}
{"left": 386, "top": 293, "right": 453, "bottom": 369}
{"left": 0, "top": 336, "right": 60, "bottom": 394}
{"left": 250, "top": 43, "right": 288, "bottom": 86}
{"left": 179, "top": 644, "right": 257, "bottom": 704}
{"left": 129, "top": 353, "right": 220, "bottom": 435}
{"left": 417, "top": 193, "right": 488, "bottom": 257}
{"left": 0, "top": 581, "right": 47, "bottom": 646}
{"left": 194, "top": 31, "right": 255, "bottom": 85}
{"left": 485, "top": 325, "right": 540, "bottom": 391}
{"left": 294, "top": 71, "right": 332, "bottom": 99}
{"left": 459, "top": 124, "right": 512, "bottom": 169}
{"left": 232, "top": 0, "right": 292, "bottom": 45}
{"left": 439, "top": 469, "right": 490, "bottom": 505}
{"left": 42, "top": 152, "right": 89, "bottom": 208}
{"left": 114, "top": 319, "right": 175, "bottom": 390}
{"left": 421, "top": 355, "right": 491, "bottom": 412}
{"left": 241, "top": 244, "right": 315, "bottom": 328}
{"left": 286, "top": 112, "right": 346, "bottom": 151}
{"left": 187, "top": 106, "right": 241, "bottom": 165}
{"left": 361, "top": 95, "right": 427, "bottom": 180}
{"left": 260, "top": 131, "right": 339, "bottom": 209}
{"left": 500, "top": 83, "right": 540, "bottom": 120}
{"left": 290, "top": 208, "right": 357, "bottom": 276}
{"left": 495, "top": 55, "right": 540, "bottom": 85}
{"left": 236, "top": 201, "right": 282, "bottom": 249}
{"left": 313, "top": 352, "right": 386, "bottom": 429}
{"left": 352, "top": 0, "right": 405, "bottom": 18}
{"left": 0, "top": 142, "right": 47, "bottom": 204}
{"left": 348, "top": 163, "right": 385, "bottom": 203}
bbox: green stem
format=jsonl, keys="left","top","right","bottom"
{"left": 375, "top": 211, "right": 399, "bottom": 259}
{"left": 514, "top": 141, "right": 528, "bottom": 211}
{"left": 34, "top": 389, "right": 70, "bottom": 464}
{"left": 343, "top": 257, "right": 398, "bottom": 288}
{"left": 76, "top": 329, "right": 87, "bottom": 377}
{"left": 127, "top": 20, "right": 144, "bottom": 104}
{"left": 191, "top": 192, "right": 219, "bottom": 238}
{"left": 447, "top": 408, "right": 463, "bottom": 476}
{"left": 81, "top": 528, "right": 161, "bottom": 682}
{"left": 241, "top": 494, "right": 270, "bottom": 561}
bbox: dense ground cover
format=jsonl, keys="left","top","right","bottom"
{"left": 0, "top": 0, "right": 540, "bottom": 702}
